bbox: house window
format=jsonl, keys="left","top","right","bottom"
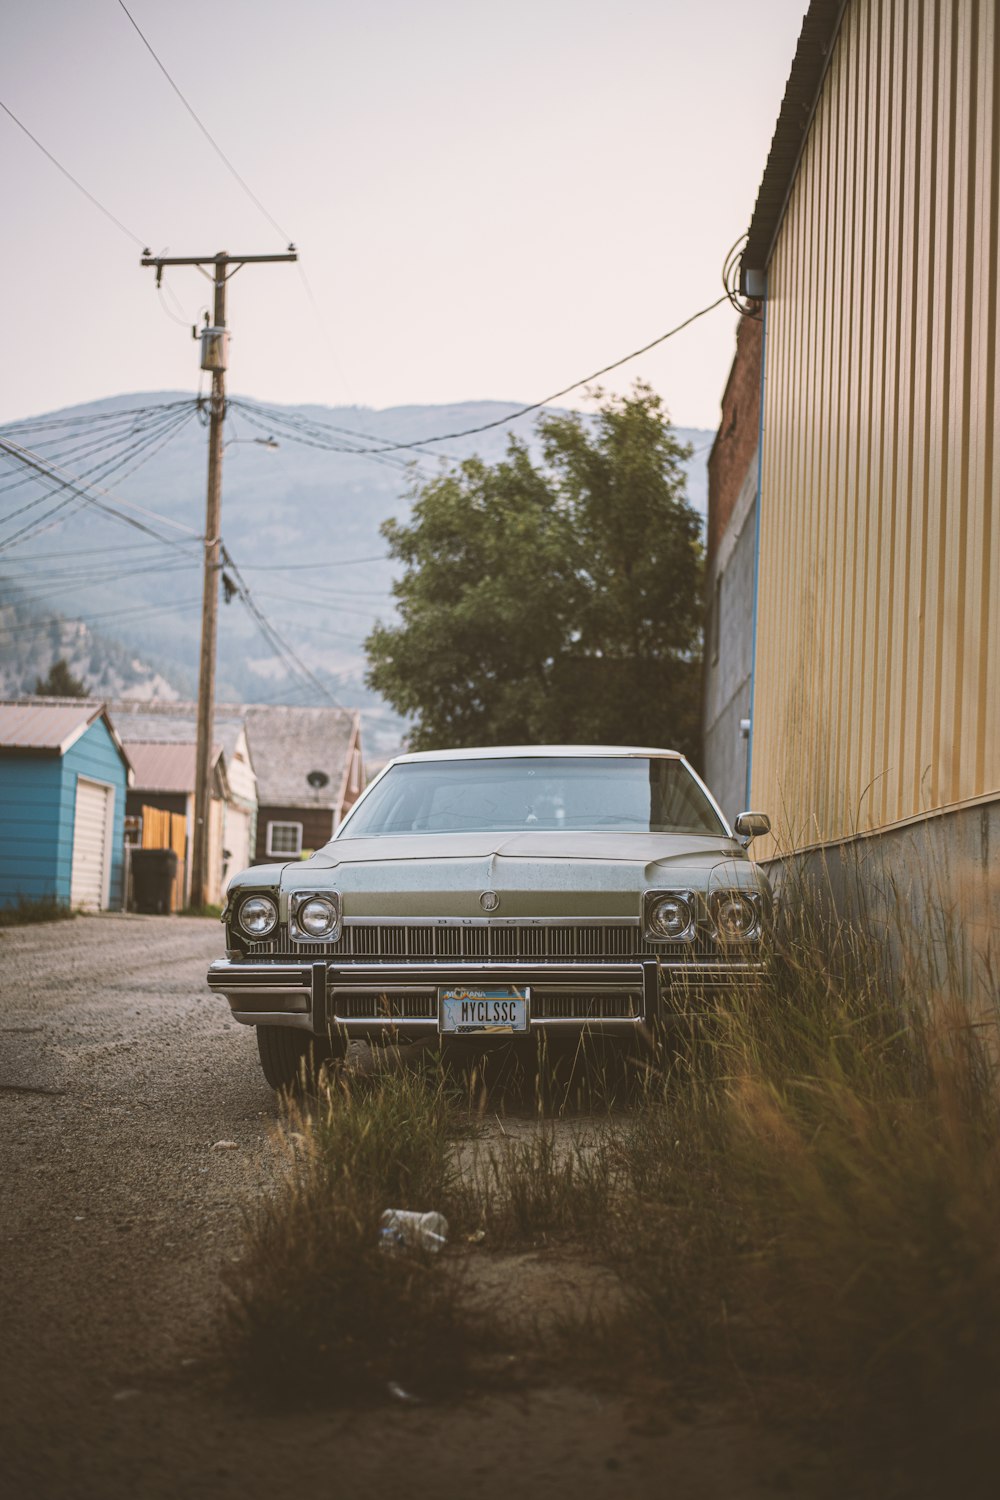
{"left": 350, "top": 748, "right": 361, "bottom": 795}
{"left": 267, "top": 821, "right": 303, "bottom": 857}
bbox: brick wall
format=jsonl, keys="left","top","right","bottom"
{"left": 706, "top": 313, "right": 762, "bottom": 565}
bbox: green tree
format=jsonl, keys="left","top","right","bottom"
{"left": 34, "top": 657, "right": 87, "bottom": 697}
{"left": 366, "top": 384, "right": 704, "bottom": 758}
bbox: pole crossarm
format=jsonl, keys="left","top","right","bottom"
{"left": 140, "top": 253, "right": 298, "bottom": 267}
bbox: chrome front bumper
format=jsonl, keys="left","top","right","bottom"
{"left": 207, "top": 957, "right": 762, "bottom": 1036}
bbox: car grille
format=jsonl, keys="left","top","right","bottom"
{"left": 333, "top": 993, "right": 438, "bottom": 1021}
{"left": 245, "top": 921, "right": 721, "bottom": 962}
{"left": 327, "top": 989, "right": 641, "bottom": 1023}
{"left": 531, "top": 992, "right": 640, "bottom": 1020}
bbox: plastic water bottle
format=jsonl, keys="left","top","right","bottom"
{"left": 378, "top": 1209, "right": 449, "bottom": 1254}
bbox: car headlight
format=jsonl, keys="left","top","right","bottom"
{"left": 644, "top": 890, "right": 696, "bottom": 942}
{"left": 711, "top": 890, "right": 760, "bottom": 942}
{"left": 238, "top": 894, "right": 278, "bottom": 937}
{"left": 290, "top": 892, "right": 341, "bottom": 941}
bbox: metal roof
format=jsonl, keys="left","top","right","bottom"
{"left": 10, "top": 697, "right": 360, "bottom": 808}
{"left": 107, "top": 701, "right": 245, "bottom": 763}
{"left": 103, "top": 700, "right": 357, "bottom": 807}
{"left": 241, "top": 705, "right": 359, "bottom": 809}
{"left": 0, "top": 700, "right": 132, "bottom": 772}
{"left": 741, "top": 0, "right": 847, "bottom": 293}
{"left": 124, "top": 740, "right": 216, "bottom": 794}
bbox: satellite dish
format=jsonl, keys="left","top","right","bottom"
{"left": 307, "top": 770, "right": 330, "bottom": 789}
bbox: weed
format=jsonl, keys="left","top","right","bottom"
{"left": 224, "top": 1063, "right": 481, "bottom": 1403}
{"left": 459, "top": 1125, "right": 621, "bottom": 1246}
{"left": 444, "top": 1032, "right": 638, "bottom": 1119}
{"left": 0, "top": 895, "right": 74, "bottom": 927}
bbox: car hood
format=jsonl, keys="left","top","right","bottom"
{"left": 273, "top": 830, "right": 757, "bottom": 921}
{"left": 312, "top": 829, "right": 735, "bottom": 867}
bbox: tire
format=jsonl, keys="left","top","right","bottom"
{"left": 255, "top": 1025, "right": 345, "bottom": 1092}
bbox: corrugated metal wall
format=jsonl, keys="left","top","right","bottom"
{"left": 752, "top": 0, "right": 1000, "bottom": 852}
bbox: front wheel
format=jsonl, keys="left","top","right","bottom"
{"left": 255, "top": 1025, "right": 345, "bottom": 1092}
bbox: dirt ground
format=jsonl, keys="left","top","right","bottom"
{"left": 0, "top": 914, "right": 829, "bottom": 1500}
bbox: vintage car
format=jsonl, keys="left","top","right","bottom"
{"left": 208, "top": 745, "right": 772, "bottom": 1089}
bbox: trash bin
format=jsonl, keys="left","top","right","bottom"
{"left": 130, "top": 848, "right": 178, "bottom": 914}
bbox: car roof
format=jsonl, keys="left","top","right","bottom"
{"left": 388, "top": 745, "right": 683, "bottom": 765}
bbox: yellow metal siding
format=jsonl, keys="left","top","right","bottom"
{"left": 752, "top": 0, "right": 1000, "bottom": 852}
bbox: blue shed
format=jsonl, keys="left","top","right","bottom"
{"left": 0, "top": 701, "right": 132, "bottom": 912}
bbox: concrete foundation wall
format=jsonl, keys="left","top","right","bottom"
{"left": 764, "top": 796, "right": 1000, "bottom": 1012}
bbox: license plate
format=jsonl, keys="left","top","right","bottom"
{"left": 439, "top": 985, "right": 529, "bottom": 1034}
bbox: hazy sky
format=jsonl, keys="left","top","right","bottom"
{"left": 2, "top": 0, "right": 806, "bottom": 431}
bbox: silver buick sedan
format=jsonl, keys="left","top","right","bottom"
{"left": 208, "top": 746, "right": 772, "bottom": 1090}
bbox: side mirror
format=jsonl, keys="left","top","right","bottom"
{"left": 734, "top": 811, "right": 771, "bottom": 848}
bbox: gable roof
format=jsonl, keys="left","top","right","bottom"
{"left": 125, "top": 740, "right": 217, "bottom": 794}
{"left": 58, "top": 697, "right": 359, "bottom": 810}
{"left": 741, "top": 0, "right": 847, "bottom": 293}
{"left": 240, "top": 705, "right": 359, "bottom": 809}
{"left": 106, "top": 701, "right": 245, "bottom": 763}
{"left": 0, "top": 700, "right": 132, "bottom": 772}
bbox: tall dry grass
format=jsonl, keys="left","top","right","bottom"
{"left": 226, "top": 885, "right": 1000, "bottom": 1490}
{"left": 223, "top": 1062, "right": 478, "bottom": 1402}
{"left": 459, "top": 1124, "right": 621, "bottom": 1246}
{"left": 612, "top": 890, "right": 1000, "bottom": 1492}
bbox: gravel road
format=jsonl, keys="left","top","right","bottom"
{"left": 0, "top": 914, "right": 814, "bottom": 1500}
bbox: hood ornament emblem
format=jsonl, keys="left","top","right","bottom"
{"left": 479, "top": 891, "right": 500, "bottom": 912}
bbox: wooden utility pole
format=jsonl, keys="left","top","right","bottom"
{"left": 141, "top": 248, "right": 296, "bottom": 908}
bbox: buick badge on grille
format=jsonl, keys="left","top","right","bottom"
{"left": 479, "top": 891, "right": 501, "bottom": 912}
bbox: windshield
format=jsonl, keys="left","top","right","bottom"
{"left": 340, "top": 756, "right": 727, "bottom": 838}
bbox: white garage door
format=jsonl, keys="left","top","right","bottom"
{"left": 70, "top": 778, "right": 114, "bottom": 911}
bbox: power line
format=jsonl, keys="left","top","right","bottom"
{"left": 258, "top": 612, "right": 377, "bottom": 647}
{"left": 295, "top": 258, "right": 364, "bottom": 411}
{"left": 229, "top": 400, "right": 435, "bottom": 479}
{"left": 251, "top": 581, "right": 392, "bottom": 599}
{"left": 232, "top": 397, "right": 462, "bottom": 465}
{"left": 239, "top": 554, "right": 390, "bottom": 571}
{"left": 0, "top": 556, "right": 197, "bottom": 602}
{"left": 220, "top": 545, "right": 342, "bottom": 706}
{"left": 252, "top": 588, "right": 384, "bottom": 619}
{"left": 0, "top": 594, "right": 202, "bottom": 640}
{"left": 116, "top": 0, "right": 292, "bottom": 245}
{"left": 0, "top": 410, "right": 189, "bottom": 535}
{"left": 0, "top": 402, "right": 196, "bottom": 502}
{"left": 1, "top": 538, "right": 195, "bottom": 564}
{"left": 0, "top": 408, "right": 196, "bottom": 546}
{"left": 157, "top": 283, "right": 194, "bottom": 328}
{"left": 236, "top": 295, "right": 730, "bottom": 456}
{"left": 0, "top": 412, "right": 201, "bottom": 553}
{"left": 0, "top": 98, "right": 147, "bottom": 249}
{"left": 0, "top": 399, "right": 194, "bottom": 436}
{"left": 0, "top": 405, "right": 199, "bottom": 511}
{"left": 722, "top": 233, "right": 762, "bottom": 319}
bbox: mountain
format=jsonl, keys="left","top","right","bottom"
{"left": 0, "top": 590, "right": 180, "bottom": 702}
{"left": 0, "top": 393, "right": 715, "bottom": 754}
